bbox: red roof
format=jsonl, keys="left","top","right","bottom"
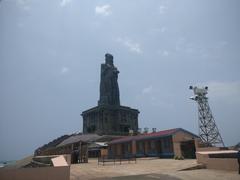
{"left": 109, "top": 128, "right": 180, "bottom": 144}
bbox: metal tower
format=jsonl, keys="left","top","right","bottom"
{"left": 189, "top": 86, "right": 225, "bottom": 147}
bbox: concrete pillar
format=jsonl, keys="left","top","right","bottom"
{"left": 173, "top": 142, "right": 182, "bottom": 157}
{"left": 116, "top": 144, "right": 121, "bottom": 156}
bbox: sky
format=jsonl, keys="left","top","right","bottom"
{"left": 0, "top": 0, "right": 239, "bottom": 161}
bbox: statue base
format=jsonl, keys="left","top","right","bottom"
{"left": 81, "top": 105, "right": 139, "bottom": 136}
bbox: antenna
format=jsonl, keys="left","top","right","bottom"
{"left": 152, "top": 128, "right": 157, "bottom": 133}
{"left": 189, "top": 86, "right": 225, "bottom": 147}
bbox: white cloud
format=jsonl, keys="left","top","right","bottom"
{"left": 157, "top": 50, "right": 169, "bottom": 57}
{"left": 61, "top": 67, "right": 69, "bottom": 74}
{"left": 142, "top": 85, "right": 153, "bottom": 94}
{"left": 17, "top": 22, "right": 24, "bottom": 28}
{"left": 160, "top": 27, "right": 167, "bottom": 33}
{"left": 95, "top": 4, "right": 112, "bottom": 16}
{"left": 148, "top": 27, "right": 167, "bottom": 35}
{"left": 116, "top": 37, "right": 142, "bottom": 54}
{"left": 175, "top": 37, "right": 187, "bottom": 52}
{"left": 152, "top": 100, "right": 174, "bottom": 108}
{"left": 137, "top": 86, "right": 174, "bottom": 108}
{"left": 159, "top": 5, "right": 168, "bottom": 14}
{"left": 175, "top": 38, "right": 229, "bottom": 60}
{"left": 175, "top": 37, "right": 200, "bottom": 55}
{"left": 60, "top": 0, "right": 72, "bottom": 7}
{"left": 216, "top": 41, "right": 228, "bottom": 49}
{"left": 17, "top": 0, "right": 30, "bottom": 11}
{"left": 17, "top": 0, "right": 27, "bottom": 5}
{"left": 162, "top": 50, "right": 169, "bottom": 56}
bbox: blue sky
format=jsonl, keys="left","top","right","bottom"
{"left": 0, "top": 0, "right": 240, "bottom": 161}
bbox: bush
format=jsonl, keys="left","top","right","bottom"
{"left": 174, "top": 155, "right": 184, "bottom": 160}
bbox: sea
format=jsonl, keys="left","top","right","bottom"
{"left": 0, "top": 162, "right": 4, "bottom": 168}
{"left": 0, "top": 160, "right": 16, "bottom": 168}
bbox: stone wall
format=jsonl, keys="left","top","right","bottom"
{"left": 196, "top": 151, "right": 238, "bottom": 171}
{"left": 0, "top": 166, "right": 70, "bottom": 180}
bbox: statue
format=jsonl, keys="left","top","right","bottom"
{"left": 98, "top": 53, "right": 120, "bottom": 106}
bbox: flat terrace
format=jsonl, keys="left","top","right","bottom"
{"left": 70, "top": 158, "right": 239, "bottom": 180}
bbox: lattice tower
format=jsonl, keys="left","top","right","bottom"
{"left": 189, "top": 86, "right": 225, "bottom": 147}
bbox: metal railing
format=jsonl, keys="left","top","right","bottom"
{"left": 98, "top": 155, "right": 136, "bottom": 166}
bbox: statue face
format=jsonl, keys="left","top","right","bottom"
{"left": 105, "top": 53, "right": 114, "bottom": 66}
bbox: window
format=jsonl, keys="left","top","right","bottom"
{"left": 121, "top": 113, "right": 127, "bottom": 123}
{"left": 150, "top": 141, "right": 155, "bottom": 150}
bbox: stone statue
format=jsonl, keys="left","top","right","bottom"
{"left": 98, "top": 53, "right": 120, "bottom": 106}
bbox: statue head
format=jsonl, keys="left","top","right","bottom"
{"left": 105, "top": 53, "right": 113, "bottom": 66}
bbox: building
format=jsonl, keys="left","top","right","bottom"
{"left": 108, "top": 128, "right": 198, "bottom": 159}
{"left": 88, "top": 142, "right": 108, "bottom": 158}
{"left": 35, "top": 134, "right": 121, "bottom": 163}
{"left": 82, "top": 53, "right": 139, "bottom": 135}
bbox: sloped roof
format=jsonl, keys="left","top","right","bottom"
{"left": 56, "top": 134, "right": 123, "bottom": 147}
{"left": 96, "top": 135, "right": 123, "bottom": 142}
{"left": 35, "top": 134, "right": 72, "bottom": 154}
{"left": 88, "top": 142, "right": 108, "bottom": 149}
{"left": 57, "top": 134, "right": 101, "bottom": 147}
{"left": 109, "top": 128, "right": 198, "bottom": 144}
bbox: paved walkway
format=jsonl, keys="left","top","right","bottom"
{"left": 70, "top": 158, "right": 239, "bottom": 180}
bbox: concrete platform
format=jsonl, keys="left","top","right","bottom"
{"left": 70, "top": 158, "right": 240, "bottom": 180}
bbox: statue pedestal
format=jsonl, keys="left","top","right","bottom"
{"left": 81, "top": 105, "right": 139, "bottom": 136}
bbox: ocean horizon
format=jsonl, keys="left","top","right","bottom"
{"left": 0, "top": 160, "right": 16, "bottom": 168}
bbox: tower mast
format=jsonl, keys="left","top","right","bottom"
{"left": 189, "top": 86, "right": 225, "bottom": 147}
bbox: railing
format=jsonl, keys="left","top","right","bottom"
{"left": 98, "top": 155, "right": 136, "bottom": 166}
